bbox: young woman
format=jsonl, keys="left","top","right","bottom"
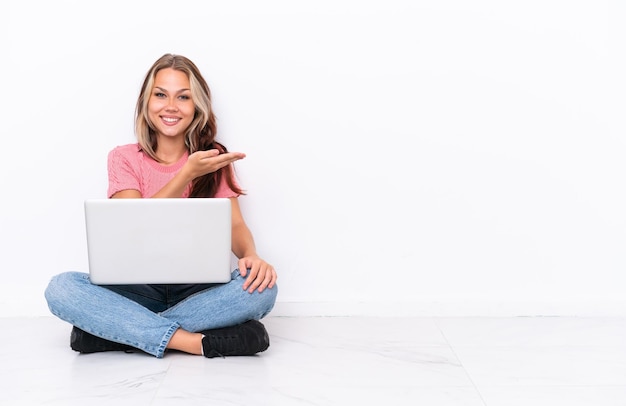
{"left": 44, "top": 54, "right": 278, "bottom": 359}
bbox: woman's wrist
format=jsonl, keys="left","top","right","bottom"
{"left": 178, "top": 163, "right": 196, "bottom": 184}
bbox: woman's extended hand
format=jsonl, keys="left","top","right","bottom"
{"left": 238, "top": 255, "right": 277, "bottom": 293}
{"left": 185, "top": 149, "right": 246, "bottom": 179}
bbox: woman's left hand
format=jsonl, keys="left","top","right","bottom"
{"left": 238, "top": 255, "right": 277, "bottom": 293}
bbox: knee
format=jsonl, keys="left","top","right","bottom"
{"left": 264, "top": 283, "right": 278, "bottom": 305}
{"left": 255, "top": 283, "right": 278, "bottom": 319}
{"left": 44, "top": 271, "right": 88, "bottom": 308}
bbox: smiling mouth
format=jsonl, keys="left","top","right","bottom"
{"left": 162, "top": 117, "right": 180, "bottom": 124}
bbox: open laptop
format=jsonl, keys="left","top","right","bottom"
{"left": 84, "top": 198, "right": 232, "bottom": 285}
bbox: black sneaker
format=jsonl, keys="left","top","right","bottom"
{"left": 70, "top": 326, "right": 135, "bottom": 354}
{"left": 201, "top": 320, "right": 270, "bottom": 358}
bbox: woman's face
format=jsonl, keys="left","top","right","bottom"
{"left": 148, "top": 68, "right": 195, "bottom": 140}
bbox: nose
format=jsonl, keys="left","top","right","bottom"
{"left": 165, "top": 97, "right": 179, "bottom": 112}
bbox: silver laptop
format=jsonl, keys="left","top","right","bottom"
{"left": 84, "top": 198, "right": 232, "bottom": 285}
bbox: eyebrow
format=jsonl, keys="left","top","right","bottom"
{"left": 155, "top": 86, "right": 191, "bottom": 94}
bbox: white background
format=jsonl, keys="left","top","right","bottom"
{"left": 1, "top": 0, "right": 624, "bottom": 317}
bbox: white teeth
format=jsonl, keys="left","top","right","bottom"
{"left": 163, "top": 117, "right": 179, "bottom": 123}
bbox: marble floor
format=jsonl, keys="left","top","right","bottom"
{"left": 3, "top": 316, "right": 626, "bottom": 405}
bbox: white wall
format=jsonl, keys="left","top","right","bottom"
{"left": 1, "top": 0, "right": 624, "bottom": 317}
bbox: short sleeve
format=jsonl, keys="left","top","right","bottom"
{"left": 214, "top": 171, "right": 242, "bottom": 198}
{"left": 107, "top": 146, "right": 141, "bottom": 198}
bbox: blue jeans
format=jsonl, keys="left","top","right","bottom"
{"left": 44, "top": 270, "right": 277, "bottom": 358}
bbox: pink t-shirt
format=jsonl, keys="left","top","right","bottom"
{"left": 107, "top": 143, "right": 240, "bottom": 198}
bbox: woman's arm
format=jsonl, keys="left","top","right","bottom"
{"left": 152, "top": 150, "right": 246, "bottom": 198}
{"left": 111, "top": 150, "right": 245, "bottom": 199}
{"left": 230, "top": 197, "right": 277, "bottom": 293}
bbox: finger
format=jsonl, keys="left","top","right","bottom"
{"left": 243, "top": 265, "right": 259, "bottom": 291}
{"left": 238, "top": 259, "right": 248, "bottom": 277}
{"left": 256, "top": 268, "right": 274, "bottom": 293}
{"left": 198, "top": 149, "right": 220, "bottom": 158}
{"left": 199, "top": 154, "right": 245, "bottom": 174}
{"left": 200, "top": 151, "right": 245, "bottom": 162}
{"left": 246, "top": 267, "right": 265, "bottom": 293}
{"left": 213, "top": 156, "right": 243, "bottom": 170}
{"left": 266, "top": 268, "right": 277, "bottom": 289}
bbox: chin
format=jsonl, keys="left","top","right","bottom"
{"left": 159, "top": 131, "right": 183, "bottom": 138}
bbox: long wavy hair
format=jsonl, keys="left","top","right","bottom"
{"left": 135, "top": 53, "right": 244, "bottom": 198}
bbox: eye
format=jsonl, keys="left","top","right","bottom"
{"left": 154, "top": 92, "right": 166, "bottom": 98}
{"left": 179, "top": 95, "right": 191, "bottom": 100}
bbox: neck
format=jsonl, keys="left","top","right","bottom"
{"left": 155, "top": 136, "right": 187, "bottom": 165}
